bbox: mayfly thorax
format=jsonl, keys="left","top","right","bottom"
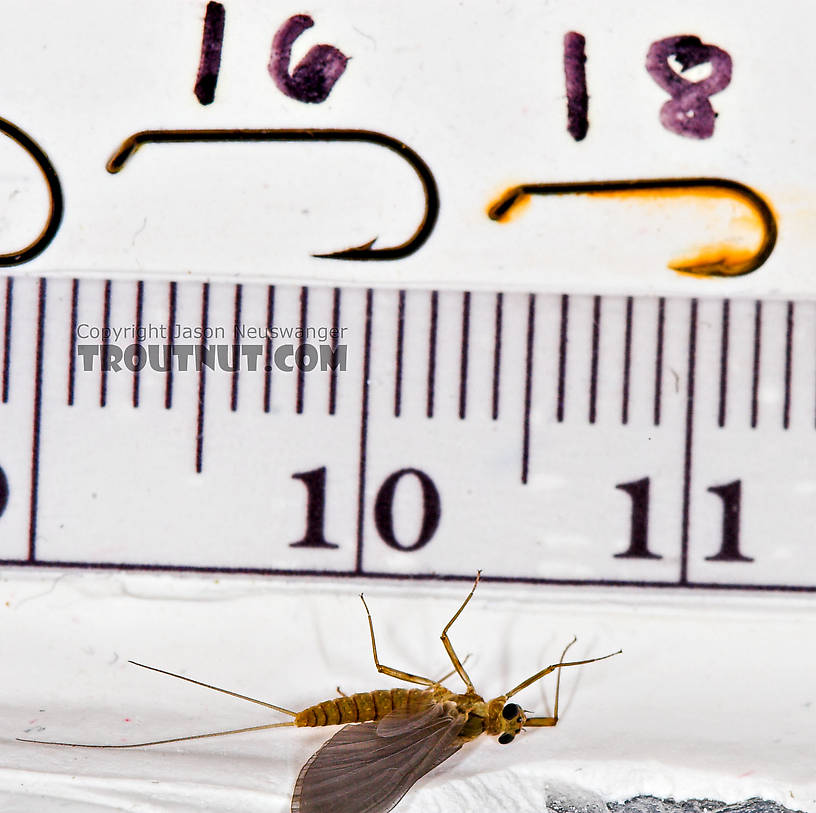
{"left": 19, "top": 573, "right": 621, "bottom": 813}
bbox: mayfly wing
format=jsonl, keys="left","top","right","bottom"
{"left": 374, "top": 697, "right": 441, "bottom": 737}
{"left": 291, "top": 701, "right": 466, "bottom": 813}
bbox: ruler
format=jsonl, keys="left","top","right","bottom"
{"left": 1, "top": 275, "right": 814, "bottom": 592}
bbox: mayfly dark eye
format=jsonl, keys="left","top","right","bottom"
{"left": 501, "top": 703, "right": 521, "bottom": 720}
{"left": 18, "top": 573, "right": 621, "bottom": 813}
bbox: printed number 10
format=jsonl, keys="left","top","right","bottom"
{"left": 290, "top": 466, "right": 441, "bottom": 553}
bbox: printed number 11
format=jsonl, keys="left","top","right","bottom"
{"left": 615, "top": 477, "right": 752, "bottom": 563}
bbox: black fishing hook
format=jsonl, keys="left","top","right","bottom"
{"left": 0, "top": 116, "right": 63, "bottom": 267}
{"left": 107, "top": 128, "right": 438, "bottom": 261}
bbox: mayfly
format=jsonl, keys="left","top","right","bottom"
{"left": 20, "top": 573, "right": 621, "bottom": 813}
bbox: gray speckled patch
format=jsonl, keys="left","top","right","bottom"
{"left": 609, "top": 797, "right": 726, "bottom": 813}
{"left": 609, "top": 797, "right": 803, "bottom": 813}
{"left": 542, "top": 785, "right": 804, "bottom": 813}
{"left": 545, "top": 781, "right": 608, "bottom": 813}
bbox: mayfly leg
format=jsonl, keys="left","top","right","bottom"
{"left": 505, "top": 646, "right": 621, "bottom": 700}
{"left": 550, "top": 636, "right": 577, "bottom": 723}
{"left": 439, "top": 571, "right": 481, "bottom": 693}
{"left": 507, "top": 638, "right": 622, "bottom": 726}
{"left": 434, "top": 653, "right": 471, "bottom": 686}
{"left": 519, "top": 636, "right": 577, "bottom": 727}
{"left": 360, "top": 594, "right": 436, "bottom": 687}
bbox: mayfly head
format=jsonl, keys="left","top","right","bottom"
{"left": 486, "top": 697, "right": 527, "bottom": 744}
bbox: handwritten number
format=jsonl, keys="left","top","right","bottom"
{"left": 646, "top": 35, "right": 732, "bottom": 139}
{"left": 194, "top": 2, "right": 226, "bottom": 105}
{"left": 564, "top": 32, "right": 588, "bottom": 141}
{"left": 269, "top": 14, "right": 349, "bottom": 104}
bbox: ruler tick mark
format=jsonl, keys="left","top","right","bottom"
{"left": 195, "top": 282, "right": 210, "bottom": 474}
{"left": 394, "top": 290, "right": 406, "bottom": 417}
{"left": 783, "top": 301, "right": 794, "bottom": 429}
{"left": 621, "top": 296, "right": 633, "bottom": 425}
{"left": 717, "top": 299, "right": 730, "bottom": 427}
{"left": 557, "top": 294, "right": 569, "bottom": 422}
{"left": 653, "top": 297, "right": 665, "bottom": 426}
{"left": 296, "top": 286, "right": 308, "bottom": 415}
{"left": 680, "top": 299, "right": 698, "bottom": 585}
{"left": 521, "top": 293, "right": 536, "bottom": 484}
{"left": 491, "top": 292, "right": 503, "bottom": 420}
{"left": 67, "top": 279, "right": 78, "bottom": 406}
{"left": 589, "top": 295, "right": 601, "bottom": 424}
{"left": 133, "top": 280, "right": 144, "bottom": 409}
{"left": 356, "top": 289, "right": 373, "bottom": 573}
{"left": 28, "top": 278, "right": 47, "bottom": 562}
{"left": 165, "top": 282, "right": 177, "bottom": 410}
{"left": 426, "top": 291, "right": 438, "bottom": 419}
{"left": 231, "top": 283, "right": 242, "bottom": 412}
{"left": 458, "top": 291, "right": 470, "bottom": 420}
{"left": 751, "top": 300, "right": 762, "bottom": 429}
{"left": 263, "top": 285, "right": 275, "bottom": 413}
{"left": 100, "top": 280, "right": 111, "bottom": 408}
{"left": 329, "top": 288, "right": 341, "bottom": 415}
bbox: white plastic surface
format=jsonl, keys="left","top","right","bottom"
{"left": 2, "top": 571, "right": 814, "bottom": 812}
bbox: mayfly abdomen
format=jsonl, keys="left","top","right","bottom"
{"left": 294, "top": 687, "right": 431, "bottom": 727}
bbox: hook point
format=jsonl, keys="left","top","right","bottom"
{"left": 312, "top": 237, "right": 378, "bottom": 259}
